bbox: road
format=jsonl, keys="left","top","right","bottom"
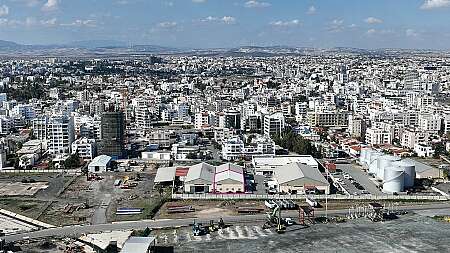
{"left": 4, "top": 202, "right": 450, "bottom": 243}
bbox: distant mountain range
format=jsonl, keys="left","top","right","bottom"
{"left": 0, "top": 39, "right": 445, "bottom": 56}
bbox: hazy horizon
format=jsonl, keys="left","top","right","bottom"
{"left": 1, "top": 0, "right": 450, "bottom": 50}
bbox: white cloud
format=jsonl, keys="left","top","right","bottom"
{"left": 201, "top": 16, "right": 236, "bottom": 24}
{"left": 365, "top": 28, "right": 395, "bottom": 36}
{"left": 307, "top": 5, "right": 316, "bottom": 15}
{"left": 327, "top": 19, "right": 344, "bottom": 32}
{"left": 61, "top": 19, "right": 96, "bottom": 27}
{"left": 0, "top": 16, "right": 58, "bottom": 27}
{"left": 270, "top": 19, "right": 301, "bottom": 27}
{"left": 366, "top": 29, "right": 377, "bottom": 35}
{"left": 157, "top": 21, "right": 177, "bottom": 28}
{"left": 406, "top": 28, "right": 419, "bottom": 37}
{"left": 115, "top": 0, "right": 129, "bottom": 5}
{"left": 0, "top": 5, "right": 9, "bottom": 17}
{"left": 192, "top": 0, "right": 206, "bottom": 3}
{"left": 244, "top": 1, "right": 271, "bottom": 8}
{"left": 41, "top": 18, "right": 57, "bottom": 26}
{"left": 420, "top": 0, "right": 450, "bottom": 9}
{"left": 10, "top": 0, "right": 40, "bottom": 7}
{"left": 42, "top": 0, "right": 59, "bottom": 11}
{"left": 365, "top": 17, "right": 383, "bottom": 24}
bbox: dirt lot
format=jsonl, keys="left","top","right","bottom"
{"left": 0, "top": 170, "right": 158, "bottom": 226}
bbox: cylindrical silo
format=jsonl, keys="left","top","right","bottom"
{"left": 383, "top": 166, "right": 404, "bottom": 193}
{"left": 368, "top": 151, "right": 382, "bottom": 175}
{"left": 377, "top": 155, "right": 400, "bottom": 180}
{"left": 393, "top": 160, "right": 416, "bottom": 188}
{"left": 360, "top": 148, "right": 367, "bottom": 165}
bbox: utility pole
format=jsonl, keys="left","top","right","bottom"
{"left": 325, "top": 166, "right": 328, "bottom": 220}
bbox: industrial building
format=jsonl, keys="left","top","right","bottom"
{"left": 88, "top": 155, "right": 112, "bottom": 174}
{"left": 273, "top": 162, "right": 330, "bottom": 194}
{"left": 252, "top": 155, "right": 319, "bottom": 176}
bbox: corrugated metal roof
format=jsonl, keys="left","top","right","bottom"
{"left": 215, "top": 163, "right": 244, "bottom": 183}
{"left": 185, "top": 162, "right": 215, "bottom": 183}
{"left": 154, "top": 167, "right": 177, "bottom": 183}
{"left": 275, "top": 162, "right": 328, "bottom": 185}
{"left": 121, "top": 237, "right": 156, "bottom": 253}
{"left": 88, "top": 155, "right": 111, "bottom": 167}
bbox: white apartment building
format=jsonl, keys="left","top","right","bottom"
{"left": 295, "top": 102, "right": 308, "bottom": 122}
{"left": 263, "top": 112, "right": 285, "bottom": 137}
{"left": 221, "top": 136, "right": 275, "bottom": 161}
{"left": 194, "top": 112, "right": 210, "bottom": 130}
{"left": 214, "top": 127, "right": 234, "bottom": 143}
{"left": 221, "top": 137, "right": 245, "bottom": 161}
{"left": 0, "top": 116, "right": 13, "bottom": 135}
{"left": 365, "top": 128, "right": 392, "bottom": 146}
{"left": 71, "top": 137, "right": 96, "bottom": 160}
{"left": 307, "top": 111, "right": 348, "bottom": 128}
{"left": 134, "top": 100, "right": 154, "bottom": 130}
{"left": 414, "top": 143, "right": 434, "bottom": 157}
{"left": 32, "top": 115, "right": 75, "bottom": 155}
{"left": 401, "top": 129, "right": 429, "bottom": 149}
{"left": 418, "top": 113, "right": 441, "bottom": 134}
{"left": 348, "top": 114, "right": 366, "bottom": 138}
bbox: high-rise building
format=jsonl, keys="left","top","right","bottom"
{"left": 98, "top": 111, "right": 125, "bottom": 159}
{"left": 32, "top": 115, "right": 75, "bottom": 155}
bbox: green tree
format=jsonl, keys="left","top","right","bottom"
{"left": 64, "top": 153, "right": 81, "bottom": 169}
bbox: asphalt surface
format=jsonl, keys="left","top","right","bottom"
{"left": 337, "top": 164, "right": 383, "bottom": 195}
{"left": 4, "top": 202, "right": 450, "bottom": 243}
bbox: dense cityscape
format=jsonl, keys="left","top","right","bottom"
{"left": 1, "top": 0, "right": 450, "bottom": 252}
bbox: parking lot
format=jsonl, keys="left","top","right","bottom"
{"left": 334, "top": 164, "right": 383, "bottom": 196}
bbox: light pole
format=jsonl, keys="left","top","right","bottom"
{"left": 325, "top": 166, "right": 328, "bottom": 220}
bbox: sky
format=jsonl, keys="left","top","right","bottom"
{"left": 0, "top": 0, "right": 450, "bottom": 49}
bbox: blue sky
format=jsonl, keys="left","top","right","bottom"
{"left": 0, "top": 0, "right": 450, "bottom": 49}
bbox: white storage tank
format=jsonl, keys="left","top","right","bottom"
{"left": 393, "top": 160, "right": 416, "bottom": 188}
{"left": 377, "top": 155, "right": 400, "bottom": 180}
{"left": 368, "top": 152, "right": 382, "bottom": 175}
{"left": 383, "top": 166, "right": 405, "bottom": 193}
{"left": 360, "top": 148, "right": 368, "bottom": 165}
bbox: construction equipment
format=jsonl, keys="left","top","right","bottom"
{"left": 218, "top": 218, "right": 225, "bottom": 229}
{"left": 192, "top": 220, "right": 208, "bottom": 236}
{"left": 262, "top": 204, "right": 287, "bottom": 233}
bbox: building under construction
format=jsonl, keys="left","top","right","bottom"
{"left": 98, "top": 111, "right": 125, "bottom": 160}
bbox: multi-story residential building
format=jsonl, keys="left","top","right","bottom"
{"left": 307, "top": 110, "right": 348, "bottom": 128}
{"left": 401, "top": 129, "right": 429, "bottom": 149}
{"left": 348, "top": 114, "right": 366, "bottom": 139}
{"left": 32, "top": 115, "right": 75, "bottom": 155}
{"left": 71, "top": 137, "right": 97, "bottom": 160}
{"left": 194, "top": 112, "right": 210, "bottom": 130}
{"left": 221, "top": 136, "right": 275, "bottom": 161}
{"left": 12, "top": 104, "right": 36, "bottom": 121}
{"left": 365, "top": 128, "right": 392, "bottom": 146}
{"left": 147, "top": 130, "right": 175, "bottom": 149}
{"left": 263, "top": 112, "right": 285, "bottom": 137}
{"left": 0, "top": 116, "right": 14, "bottom": 135}
{"left": 418, "top": 113, "right": 441, "bottom": 134}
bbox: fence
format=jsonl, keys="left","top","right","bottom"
{"left": 0, "top": 168, "right": 81, "bottom": 175}
{"left": 172, "top": 193, "right": 449, "bottom": 201}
